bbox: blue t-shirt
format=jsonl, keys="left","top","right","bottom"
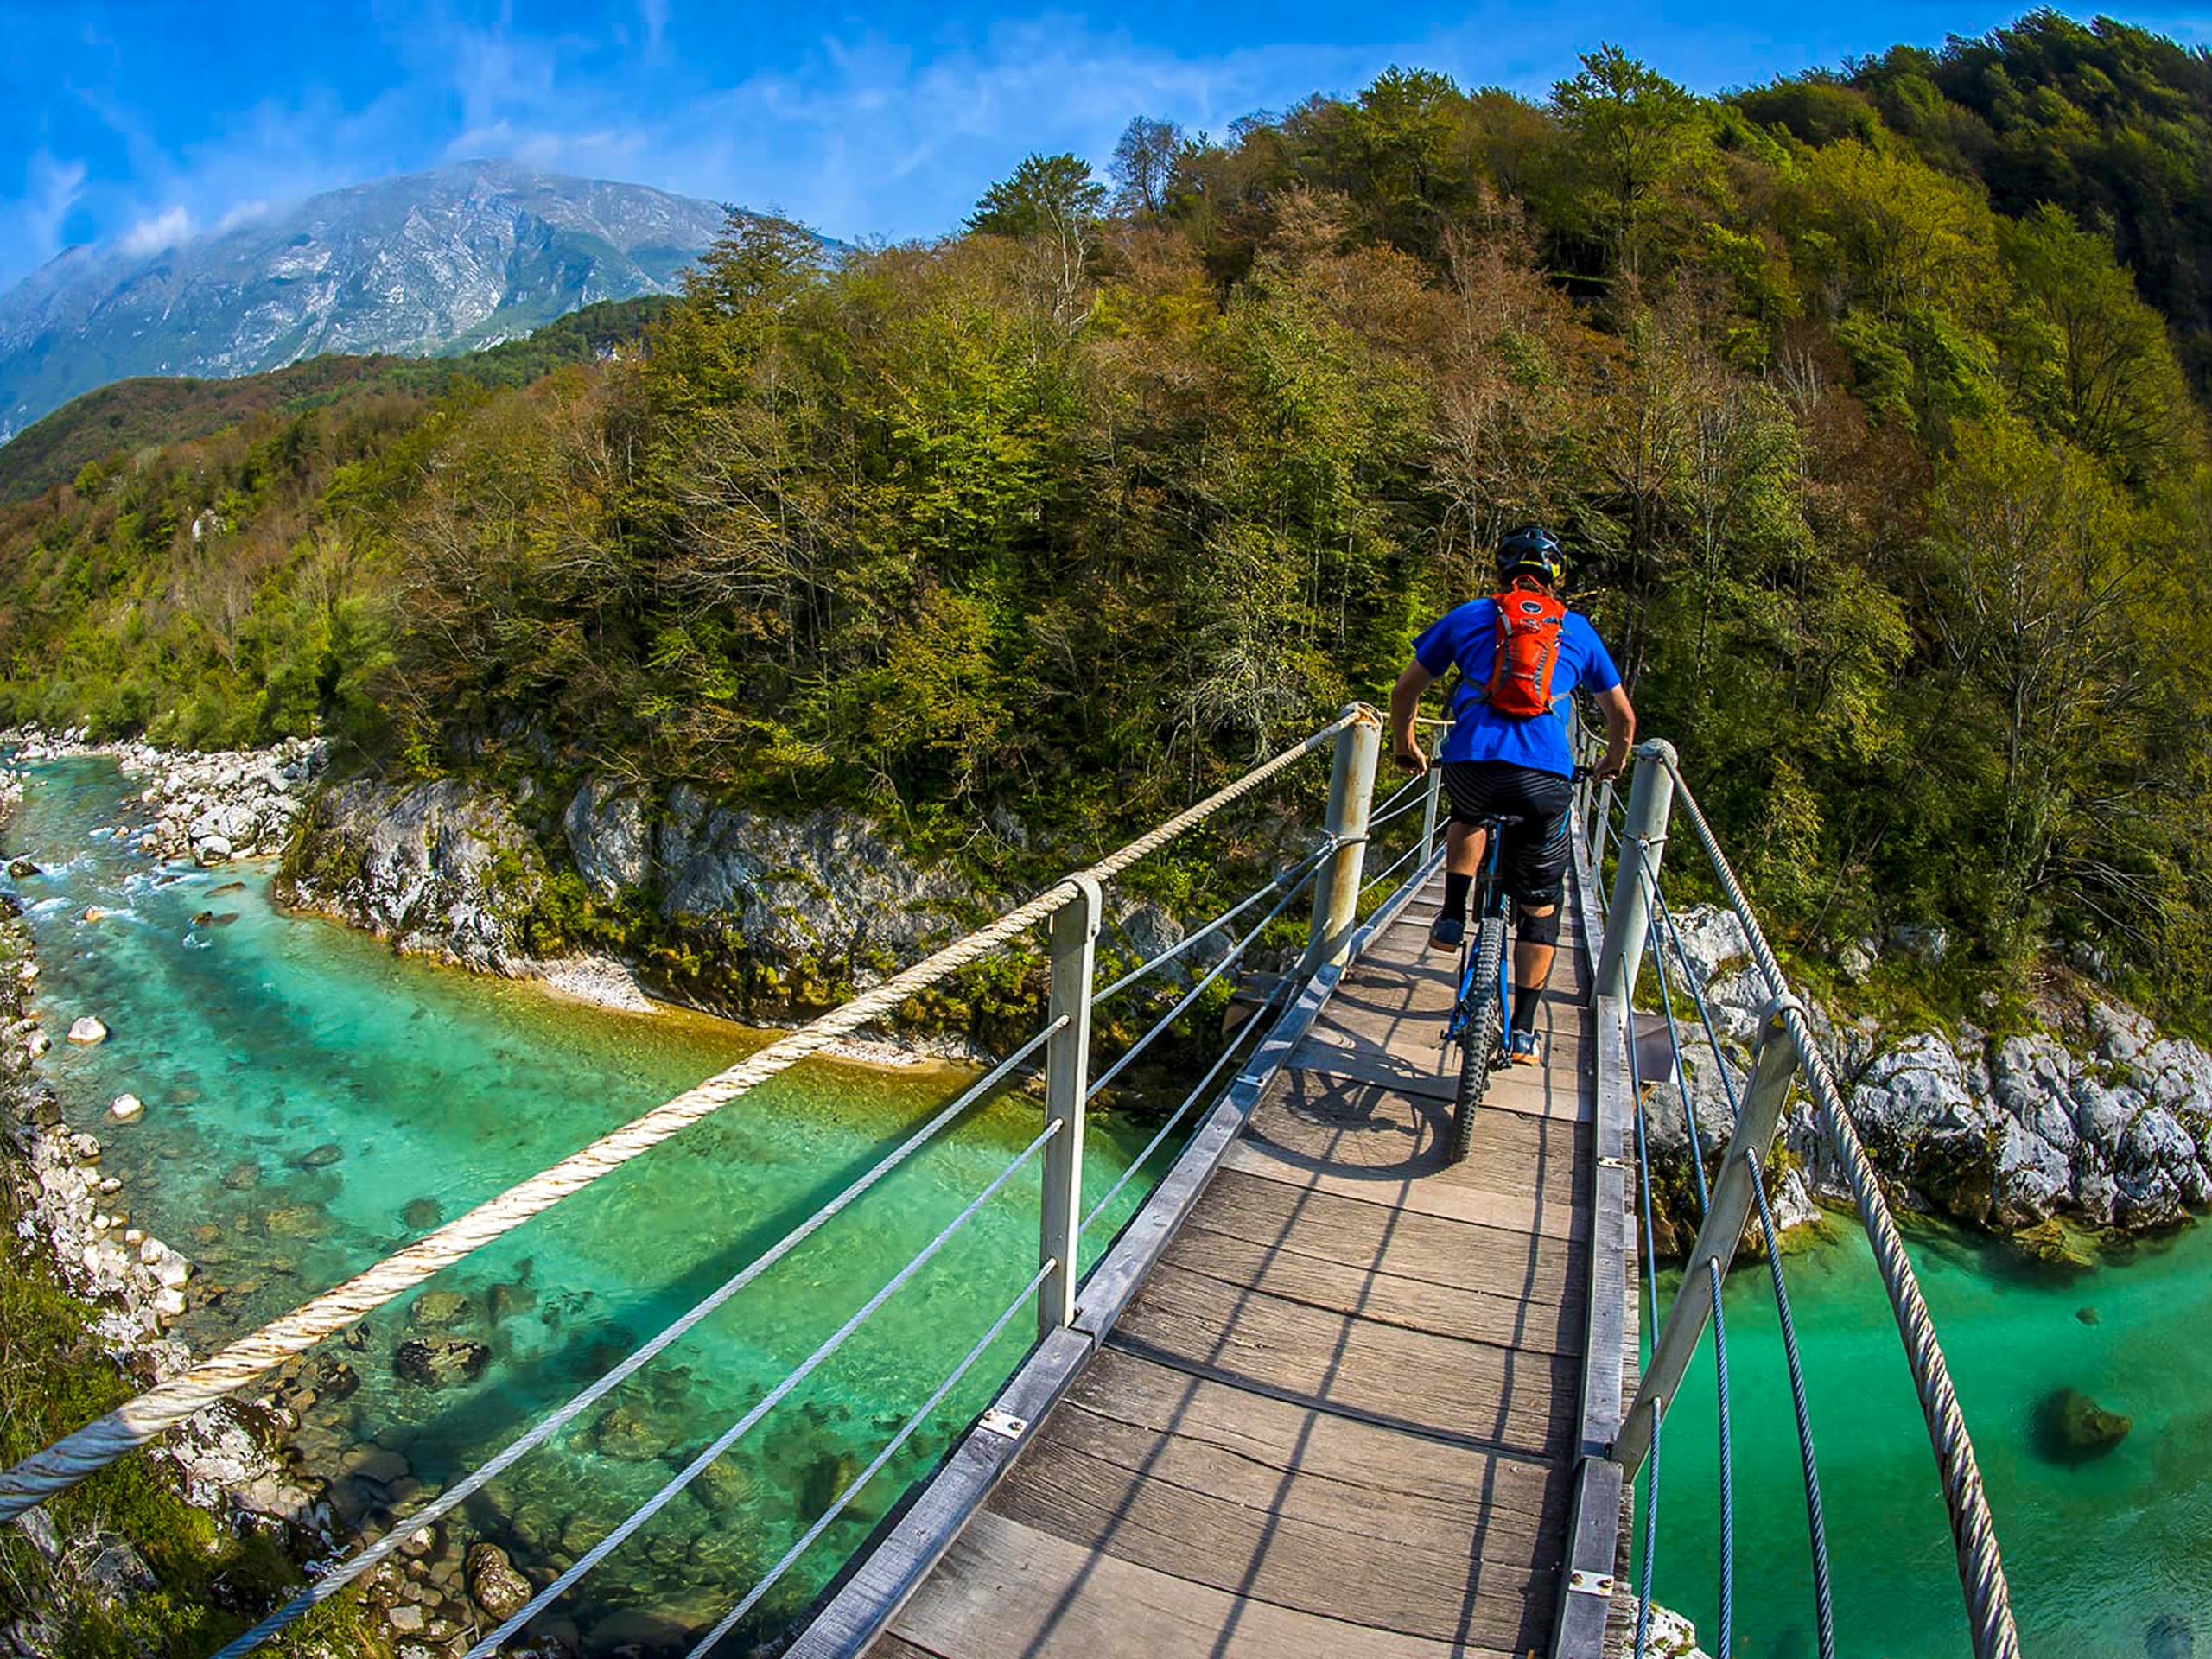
{"left": 1414, "top": 597, "right": 1621, "bottom": 776}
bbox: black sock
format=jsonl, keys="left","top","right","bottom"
{"left": 1510, "top": 987, "right": 1542, "bottom": 1036}
{"left": 1442, "top": 873, "right": 1472, "bottom": 920}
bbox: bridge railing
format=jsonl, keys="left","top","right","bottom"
{"left": 0, "top": 704, "right": 1430, "bottom": 1657}
{"left": 1588, "top": 738, "right": 2020, "bottom": 1659}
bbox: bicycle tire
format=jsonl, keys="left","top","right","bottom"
{"left": 1449, "top": 914, "right": 1507, "bottom": 1165}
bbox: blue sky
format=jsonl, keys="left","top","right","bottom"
{"left": 3, "top": 1, "right": 2208, "bottom": 291}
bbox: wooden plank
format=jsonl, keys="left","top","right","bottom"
{"left": 1552, "top": 1457, "right": 1625, "bottom": 1658}
{"left": 787, "top": 1326, "right": 1095, "bottom": 1659}
{"left": 1180, "top": 1166, "right": 1588, "bottom": 1307}
{"left": 865, "top": 1637, "right": 940, "bottom": 1659}
{"left": 998, "top": 1423, "right": 1563, "bottom": 1567}
{"left": 1155, "top": 1217, "right": 1584, "bottom": 1355}
{"left": 887, "top": 1512, "right": 1511, "bottom": 1659}
{"left": 1221, "top": 1139, "right": 1587, "bottom": 1241}
{"left": 988, "top": 1441, "right": 1561, "bottom": 1652}
{"left": 1053, "top": 1348, "right": 1565, "bottom": 1516}
{"left": 1109, "top": 1262, "right": 1581, "bottom": 1457}
{"left": 1243, "top": 1069, "right": 1592, "bottom": 1203}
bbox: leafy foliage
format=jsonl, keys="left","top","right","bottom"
{"left": 3, "top": 21, "right": 2210, "bottom": 1030}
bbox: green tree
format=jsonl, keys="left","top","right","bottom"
{"left": 968, "top": 153, "right": 1108, "bottom": 239}
{"left": 1550, "top": 45, "right": 1710, "bottom": 279}
{"left": 1111, "top": 117, "right": 1182, "bottom": 218}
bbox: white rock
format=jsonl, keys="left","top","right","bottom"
{"left": 194, "top": 835, "right": 232, "bottom": 866}
{"left": 67, "top": 1016, "right": 109, "bottom": 1046}
{"left": 151, "top": 1287, "right": 187, "bottom": 1320}
{"left": 109, "top": 1093, "right": 144, "bottom": 1122}
{"left": 123, "top": 1227, "right": 143, "bottom": 1245}
{"left": 154, "top": 1256, "right": 190, "bottom": 1290}
{"left": 25, "top": 1029, "right": 48, "bottom": 1058}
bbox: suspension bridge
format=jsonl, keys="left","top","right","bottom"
{"left": 0, "top": 707, "right": 2019, "bottom": 1658}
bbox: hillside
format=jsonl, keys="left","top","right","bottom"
{"left": 0, "top": 160, "right": 727, "bottom": 440}
{"left": 0, "top": 10, "right": 2208, "bottom": 1032}
{"left": 0, "top": 297, "right": 677, "bottom": 505}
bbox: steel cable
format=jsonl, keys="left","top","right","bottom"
{"left": 1092, "top": 843, "right": 1333, "bottom": 1007}
{"left": 685, "top": 1257, "right": 1060, "bottom": 1656}
{"left": 1646, "top": 909, "right": 1733, "bottom": 1659}
{"left": 1651, "top": 752, "right": 2019, "bottom": 1659}
{"left": 464, "top": 1118, "right": 1065, "bottom": 1656}
{"left": 1651, "top": 890, "right": 1836, "bottom": 1659}
{"left": 208, "top": 1020, "right": 1065, "bottom": 1657}
{"left": 1084, "top": 858, "right": 1324, "bottom": 1103}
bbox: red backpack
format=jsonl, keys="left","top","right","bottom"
{"left": 1483, "top": 588, "right": 1567, "bottom": 719}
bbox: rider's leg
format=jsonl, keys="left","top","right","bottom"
{"left": 1510, "top": 904, "right": 1560, "bottom": 1036}
{"left": 1440, "top": 818, "right": 1489, "bottom": 923}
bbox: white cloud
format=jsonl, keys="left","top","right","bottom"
{"left": 118, "top": 204, "right": 195, "bottom": 257}
{"left": 22, "top": 149, "right": 90, "bottom": 263}
{"left": 214, "top": 200, "right": 270, "bottom": 233}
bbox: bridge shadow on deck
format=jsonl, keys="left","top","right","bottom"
{"left": 864, "top": 877, "right": 1601, "bottom": 1659}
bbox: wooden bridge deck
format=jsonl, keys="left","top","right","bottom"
{"left": 832, "top": 860, "right": 1633, "bottom": 1659}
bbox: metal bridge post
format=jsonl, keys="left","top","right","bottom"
{"left": 1592, "top": 740, "right": 1675, "bottom": 1006}
{"left": 1299, "top": 705, "right": 1382, "bottom": 978}
{"left": 1419, "top": 757, "right": 1444, "bottom": 865}
{"left": 1614, "top": 995, "right": 1802, "bottom": 1480}
{"left": 1039, "top": 875, "right": 1102, "bottom": 1338}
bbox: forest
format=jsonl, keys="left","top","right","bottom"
{"left": 0, "top": 9, "right": 2207, "bottom": 1028}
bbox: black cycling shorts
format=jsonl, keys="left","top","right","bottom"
{"left": 1440, "top": 760, "right": 1573, "bottom": 907}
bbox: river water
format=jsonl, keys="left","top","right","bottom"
{"left": 11, "top": 756, "right": 2208, "bottom": 1656}
{"left": 1648, "top": 1198, "right": 2212, "bottom": 1656}
{"left": 5, "top": 757, "right": 1158, "bottom": 1653}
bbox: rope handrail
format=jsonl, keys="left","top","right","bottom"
{"left": 209, "top": 1019, "right": 1069, "bottom": 1657}
{"left": 0, "top": 708, "right": 1369, "bottom": 1521}
{"left": 1649, "top": 751, "right": 2020, "bottom": 1659}
{"left": 464, "top": 1116, "right": 1065, "bottom": 1655}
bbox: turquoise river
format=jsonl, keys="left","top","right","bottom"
{"left": 6, "top": 757, "right": 1160, "bottom": 1654}
{"left": 9, "top": 756, "right": 2211, "bottom": 1656}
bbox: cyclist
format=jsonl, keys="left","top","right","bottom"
{"left": 1387, "top": 524, "right": 1634, "bottom": 1066}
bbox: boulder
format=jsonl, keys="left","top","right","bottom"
{"left": 465, "top": 1542, "right": 534, "bottom": 1621}
{"left": 2031, "top": 1386, "right": 2131, "bottom": 1465}
{"left": 401, "top": 1197, "right": 442, "bottom": 1230}
{"left": 109, "top": 1094, "right": 144, "bottom": 1122}
{"left": 296, "top": 1142, "right": 345, "bottom": 1169}
{"left": 6, "top": 858, "right": 40, "bottom": 878}
{"left": 195, "top": 835, "right": 233, "bottom": 867}
{"left": 67, "top": 1016, "right": 109, "bottom": 1046}
{"left": 393, "top": 1339, "right": 490, "bottom": 1389}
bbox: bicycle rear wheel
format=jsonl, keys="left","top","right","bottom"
{"left": 1449, "top": 913, "right": 1507, "bottom": 1165}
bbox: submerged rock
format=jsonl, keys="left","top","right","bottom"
{"left": 2148, "top": 1611, "right": 2195, "bottom": 1659}
{"left": 408, "top": 1290, "right": 472, "bottom": 1330}
{"left": 108, "top": 1094, "right": 143, "bottom": 1122}
{"left": 295, "top": 1142, "right": 344, "bottom": 1169}
{"left": 2076, "top": 1306, "right": 2101, "bottom": 1325}
{"left": 2031, "top": 1386, "right": 2132, "bottom": 1465}
{"left": 7, "top": 858, "right": 41, "bottom": 878}
{"left": 465, "top": 1542, "right": 533, "bottom": 1621}
{"left": 393, "top": 1338, "right": 490, "bottom": 1389}
{"left": 401, "top": 1197, "right": 442, "bottom": 1230}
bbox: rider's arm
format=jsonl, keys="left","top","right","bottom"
{"left": 1389, "top": 660, "right": 1433, "bottom": 773}
{"left": 1594, "top": 683, "right": 1635, "bottom": 779}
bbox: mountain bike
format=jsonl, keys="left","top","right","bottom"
{"left": 1440, "top": 810, "right": 1522, "bottom": 1166}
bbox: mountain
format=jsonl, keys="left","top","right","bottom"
{"left": 0, "top": 160, "right": 731, "bottom": 441}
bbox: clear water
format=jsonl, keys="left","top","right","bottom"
{"left": 6, "top": 757, "right": 1158, "bottom": 1652}
{"left": 1648, "top": 1218, "right": 2212, "bottom": 1658}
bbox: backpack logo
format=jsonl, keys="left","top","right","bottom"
{"left": 1483, "top": 590, "right": 1567, "bottom": 719}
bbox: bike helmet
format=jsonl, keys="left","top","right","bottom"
{"left": 1497, "top": 524, "right": 1566, "bottom": 586}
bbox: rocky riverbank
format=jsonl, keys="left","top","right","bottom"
{"left": 282, "top": 768, "right": 1198, "bottom": 1063}
{"left": 0, "top": 760, "right": 578, "bottom": 1658}
{"left": 1656, "top": 906, "right": 2212, "bottom": 1256}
